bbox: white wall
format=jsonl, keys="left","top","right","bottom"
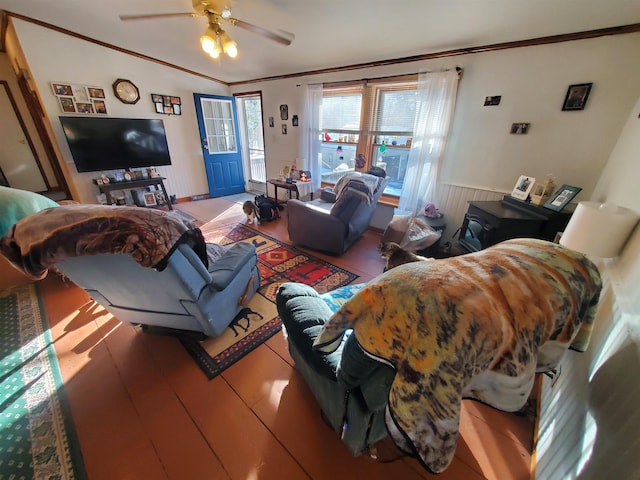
{"left": 11, "top": 19, "right": 640, "bottom": 221}
{"left": 233, "top": 33, "right": 640, "bottom": 201}
{"left": 12, "top": 19, "right": 230, "bottom": 204}
{"left": 536, "top": 94, "right": 640, "bottom": 480}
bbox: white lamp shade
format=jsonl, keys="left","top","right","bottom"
{"left": 560, "top": 201, "right": 639, "bottom": 258}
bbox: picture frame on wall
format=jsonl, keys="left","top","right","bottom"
{"left": 544, "top": 184, "right": 582, "bottom": 212}
{"left": 52, "top": 82, "right": 107, "bottom": 114}
{"left": 562, "top": 83, "right": 592, "bottom": 111}
{"left": 280, "top": 104, "right": 288, "bottom": 120}
{"left": 511, "top": 175, "right": 536, "bottom": 201}
{"left": 151, "top": 93, "right": 182, "bottom": 115}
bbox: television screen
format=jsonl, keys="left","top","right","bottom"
{"left": 59, "top": 117, "right": 172, "bottom": 173}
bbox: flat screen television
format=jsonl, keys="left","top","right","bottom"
{"left": 59, "top": 116, "right": 172, "bottom": 173}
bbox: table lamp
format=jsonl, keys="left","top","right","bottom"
{"left": 559, "top": 201, "right": 640, "bottom": 258}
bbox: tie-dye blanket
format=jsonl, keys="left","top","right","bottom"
{"left": 313, "top": 238, "right": 601, "bottom": 473}
{"left": 0, "top": 205, "right": 206, "bottom": 280}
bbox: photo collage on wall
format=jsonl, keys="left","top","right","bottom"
{"left": 52, "top": 82, "right": 107, "bottom": 115}
{"left": 151, "top": 94, "right": 182, "bottom": 115}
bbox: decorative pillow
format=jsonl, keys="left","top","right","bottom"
{"left": 0, "top": 186, "right": 59, "bottom": 237}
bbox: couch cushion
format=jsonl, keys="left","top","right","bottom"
{"left": 0, "top": 186, "right": 58, "bottom": 237}
{"left": 208, "top": 242, "right": 256, "bottom": 290}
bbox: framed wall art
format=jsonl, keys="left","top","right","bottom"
{"left": 562, "top": 83, "right": 592, "bottom": 111}
{"left": 510, "top": 122, "right": 530, "bottom": 134}
{"left": 151, "top": 94, "right": 182, "bottom": 115}
{"left": 52, "top": 82, "right": 107, "bottom": 114}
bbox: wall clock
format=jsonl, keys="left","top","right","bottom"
{"left": 112, "top": 79, "right": 140, "bottom": 104}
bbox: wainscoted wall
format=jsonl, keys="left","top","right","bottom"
{"left": 435, "top": 182, "right": 507, "bottom": 241}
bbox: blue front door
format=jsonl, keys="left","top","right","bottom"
{"left": 193, "top": 93, "right": 245, "bottom": 197}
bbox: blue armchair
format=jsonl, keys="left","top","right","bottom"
{"left": 1, "top": 204, "right": 260, "bottom": 337}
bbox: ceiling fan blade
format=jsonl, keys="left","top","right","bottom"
{"left": 229, "top": 18, "right": 294, "bottom": 46}
{"left": 120, "top": 12, "right": 200, "bottom": 21}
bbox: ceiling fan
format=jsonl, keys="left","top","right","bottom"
{"left": 120, "top": 0, "right": 294, "bottom": 59}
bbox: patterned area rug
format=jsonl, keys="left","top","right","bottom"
{"left": 0, "top": 284, "right": 86, "bottom": 479}
{"left": 179, "top": 223, "right": 359, "bottom": 379}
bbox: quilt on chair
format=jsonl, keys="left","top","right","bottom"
{"left": 314, "top": 238, "right": 602, "bottom": 473}
{"left": 0, "top": 205, "right": 206, "bottom": 280}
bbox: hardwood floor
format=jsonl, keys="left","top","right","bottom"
{"left": 38, "top": 195, "right": 535, "bottom": 480}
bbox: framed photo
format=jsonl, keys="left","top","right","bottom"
{"left": 280, "top": 104, "right": 288, "bottom": 120}
{"left": 87, "top": 87, "right": 105, "bottom": 99}
{"left": 484, "top": 95, "right": 501, "bottom": 106}
{"left": 59, "top": 97, "right": 76, "bottom": 113}
{"left": 51, "top": 83, "right": 73, "bottom": 96}
{"left": 93, "top": 99, "right": 107, "bottom": 114}
{"left": 281, "top": 124, "right": 288, "bottom": 135}
{"left": 143, "top": 192, "right": 157, "bottom": 207}
{"left": 511, "top": 175, "right": 536, "bottom": 201}
{"left": 268, "top": 116, "right": 274, "bottom": 127}
{"left": 292, "top": 114, "right": 299, "bottom": 127}
{"left": 562, "top": 83, "right": 592, "bottom": 111}
{"left": 544, "top": 184, "right": 582, "bottom": 212}
{"left": 152, "top": 93, "right": 181, "bottom": 115}
{"left": 76, "top": 103, "right": 94, "bottom": 114}
{"left": 510, "top": 122, "right": 530, "bottom": 134}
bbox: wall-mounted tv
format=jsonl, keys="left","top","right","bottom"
{"left": 59, "top": 117, "right": 172, "bottom": 173}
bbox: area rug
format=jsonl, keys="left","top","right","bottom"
{"left": 0, "top": 283, "right": 86, "bottom": 479}
{"left": 179, "top": 223, "right": 359, "bottom": 379}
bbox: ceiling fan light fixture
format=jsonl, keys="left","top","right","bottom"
{"left": 200, "top": 28, "right": 217, "bottom": 53}
{"left": 219, "top": 31, "right": 238, "bottom": 57}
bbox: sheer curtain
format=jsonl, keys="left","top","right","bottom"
{"left": 301, "top": 83, "right": 323, "bottom": 190}
{"left": 396, "top": 69, "right": 459, "bottom": 216}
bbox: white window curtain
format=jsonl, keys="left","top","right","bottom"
{"left": 301, "top": 83, "right": 323, "bottom": 190}
{"left": 396, "top": 69, "right": 459, "bottom": 216}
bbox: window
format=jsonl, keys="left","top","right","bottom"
{"left": 319, "top": 79, "right": 418, "bottom": 197}
{"left": 236, "top": 93, "right": 266, "bottom": 183}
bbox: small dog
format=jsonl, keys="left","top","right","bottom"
{"left": 379, "top": 242, "right": 431, "bottom": 271}
{"left": 242, "top": 200, "right": 259, "bottom": 226}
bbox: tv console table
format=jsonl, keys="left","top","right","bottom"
{"left": 97, "top": 177, "right": 173, "bottom": 210}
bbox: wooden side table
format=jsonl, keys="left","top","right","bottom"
{"left": 267, "top": 179, "right": 313, "bottom": 203}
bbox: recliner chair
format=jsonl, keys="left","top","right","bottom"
{"left": 287, "top": 172, "right": 389, "bottom": 254}
{"left": 56, "top": 241, "right": 260, "bottom": 337}
{"left": 0, "top": 204, "right": 260, "bottom": 337}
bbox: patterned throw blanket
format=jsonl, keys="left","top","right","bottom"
{"left": 314, "top": 238, "right": 602, "bottom": 473}
{"left": 0, "top": 205, "right": 207, "bottom": 280}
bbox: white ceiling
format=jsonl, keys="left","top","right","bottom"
{"left": 2, "top": 0, "right": 640, "bottom": 84}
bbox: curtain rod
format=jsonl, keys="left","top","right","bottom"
{"left": 307, "top": 66, "right": 462, "bottom": 87}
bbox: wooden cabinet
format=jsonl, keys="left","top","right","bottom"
{"left": 458, "top": 196, "right": 573, "bottom": 252}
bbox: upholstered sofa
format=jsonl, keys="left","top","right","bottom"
{"left": 1, "top": 204, "right": 260, "bottom": 337}
{"left": 286, "top": 172, "right": 389, "bottom": 254}
{"left": 276, "top": 238, "right": 602, "bottom": 473}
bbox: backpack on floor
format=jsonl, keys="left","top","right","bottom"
{"left": 254, "top": 195, "right": 281, "bottom": 223}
